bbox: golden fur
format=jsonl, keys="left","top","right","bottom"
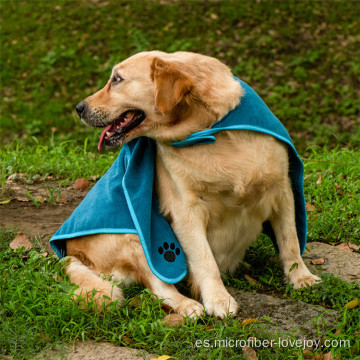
{"left": 66, "top": 51, "right": 319, "bottom": 318}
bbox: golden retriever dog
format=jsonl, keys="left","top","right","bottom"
{"left": 66, "top": 51, "right": 319, "bottom": 318}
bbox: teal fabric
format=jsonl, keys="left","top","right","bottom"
{"left": 49, "top": 138, "right": 187, "bottom": 284}
{"left": 49, "top": 77, "right": 307, "bottom": 284}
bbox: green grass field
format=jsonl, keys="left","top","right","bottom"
{"left": 1, "top": 0, "right": 359, "bottom": 150}
{"left": 1, "top": 0, "right": 359, "bottom": 359}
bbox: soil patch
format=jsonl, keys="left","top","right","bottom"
{"left": 1, "top": 180, "right": 90, "bottom": 251}
{"left": 229, "top": 288, "right": 338, "bottom": 340}
{"left": 303, "top": 242, "right": 360, "bottom": 283}
{"left": 37, "top": 341, "right": 156, "bottom": 360}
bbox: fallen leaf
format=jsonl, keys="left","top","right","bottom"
{"left": 344, "top": 299, "right": 359, "bottom": 309}
{"left": 151, "top": 356, "right": 173, "bottom": 360}
{"left": 310, "top": 257, "right": 325, "bottom": 265}
{"left": 73, "top": 178, "right": 90, "bottom": 190}
{"left": 323, "top": 351, "right": 340, "bottom": 360}
{"left": 302, "top": 350, "right": 322, "bottom": 360}
{"left": 0, "top": 199, "right": 11, "bottom": 204}
{"left": 203, "top": 326, "right": 215, "bottom": 330}
{"left": 122, "top": 335, "right": 132, "bottom": 345}
{"left": 306, "top": 202, "right": 315, "bottom": 212}
{"left": 316, "top": 175, "right": 322, "bottom": 184}
{"left": 240, "top": 318, "right": 258, "bottom": 326}
{"left": 334, "top": 329, "right": 341, "bottom": 335}
{"left": 9, "top": 232, "right": 32, "bottom": 251}
{"left": 336, "top": 242, "right": 359, "bottom": 252}
{"left": 242, "top": 346, "right": 258, "bottom": 360}
{"left": 245, "top": 274, "right": 259, "bottom": 284}
{"left": 162, "top": 313, "right": 185, "bottom": 327}
{"left": 302, "top": 349, "right": 315, "bottom": 359}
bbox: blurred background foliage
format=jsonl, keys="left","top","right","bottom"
{"left": 1, "top": 0, "right": 359, "bottom": 151}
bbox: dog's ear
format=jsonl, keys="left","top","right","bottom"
{"left": 151, "top": 58, "right": 193, "bottom": 114}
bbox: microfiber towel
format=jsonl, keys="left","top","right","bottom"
{"left": 50, "top": 77, "right": 307, "bottom": 284}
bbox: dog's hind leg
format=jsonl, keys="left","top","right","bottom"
{"left": 66, "top": 234, "right": 204, "bottom": 317}
{"left": 65, "top": 255, "right": 124, "bottom": 311}
{"left": 270, "top": 180, "right": 320, "bottom": 289}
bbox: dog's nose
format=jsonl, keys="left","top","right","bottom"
{"left": 75, "top": 102, "right": 86, "bottom": 117}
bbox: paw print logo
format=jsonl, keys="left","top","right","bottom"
{"left": 158, "top": 242, "right": 181, "bottom": 263}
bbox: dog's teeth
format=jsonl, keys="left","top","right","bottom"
{"left": 106, "top": 131, "right": 111, "bottom": 136}
{"left": 125, "top": 112, "right": 133, "bottom": 120}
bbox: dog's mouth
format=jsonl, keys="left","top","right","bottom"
{"left": 98, "top": 110, "right": 146, "bottom": 151}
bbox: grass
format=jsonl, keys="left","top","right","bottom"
{"left": 1, "top": 0, "right": 359, "bottom": 150}
{"left": 1, "top": 227, "right": 359, "bottom": 360}
{"left": 303, "top": 147, "right": 360, "bottom": 246}
{"left": 0, "top": 137, "right": 118, "bottom": 187}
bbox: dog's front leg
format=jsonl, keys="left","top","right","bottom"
{"left": 172, "top": 203, "right": 238, "bottom": 318}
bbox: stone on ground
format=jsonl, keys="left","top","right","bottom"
{"left": 303, "top": 242, "right": 360, "bottom": 282}
{"left": 38, "top": 341, "right": 156, "bottom": 360}
{"left": 228, "top": 288, "right": 338, "bottom": 340}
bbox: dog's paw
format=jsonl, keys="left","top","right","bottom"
{"left": 158, "top": 242, "right": 181, "bottom": 263}
{"left": 174, "top": 298, "right": 204, "bottom": 318}
{"left": 74, "top": 286, "right": 123, "bottom": 312}
{"left": 287, "top": 266, "right": 321, "bottom": 289}
{"left": 292, "top": 274, "right": 321, "bottom": 289}
{"left": 203, "top": 291, "right": 238, "bottom": 319}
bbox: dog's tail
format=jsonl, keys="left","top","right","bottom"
{"left": 65, "top": 256, "right": 124, "bottom": 312}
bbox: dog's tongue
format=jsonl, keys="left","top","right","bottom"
{"left": 98, "top": 124, "right": 113, "bottom": 151}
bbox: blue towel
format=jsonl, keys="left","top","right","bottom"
{"left": 50, "top": 77, "right": 306, "bottom": 284}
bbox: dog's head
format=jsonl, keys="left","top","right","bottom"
{"left": 75, "top": 51, "right": 243, "bottom": 150}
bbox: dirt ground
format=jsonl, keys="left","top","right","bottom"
{"left": 0, "top": 180, "right": 90, "bottom": 251}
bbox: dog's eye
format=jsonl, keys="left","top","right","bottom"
{"left": 111, "top": 75, "right": 123, "bottom": 84}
